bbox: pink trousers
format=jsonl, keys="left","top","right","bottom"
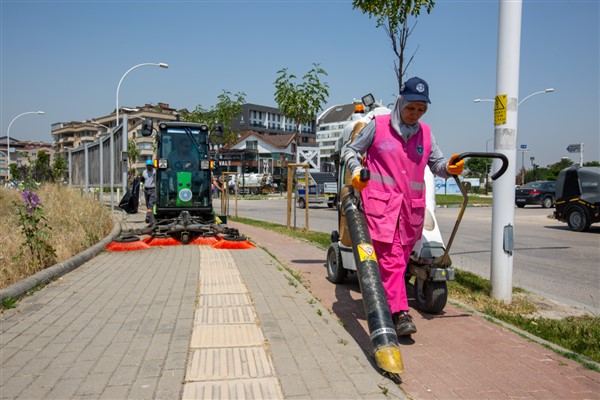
{"left": 372, "top": 228, "right": 412, "bottom": 314}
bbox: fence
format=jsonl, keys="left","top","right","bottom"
{"left": 68, "top": 115, "right": 130, "bottom": 209}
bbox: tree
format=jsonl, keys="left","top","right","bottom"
{"left": 353, "top": 0, "right": 436, "bottom": 91}
{"left": 32, "top": 150, "right": 53, "bottom": 182}
{"left": 182, "top": 90, "right": 246, "bottom": 147}
{"left": 274, "top": 63, "right": 330, "bottom": 139}
{"left": 127, "top": 137, "right": 140, "bottom": 179}
{"left": 51, "top": 155, "right": 68, "bottom": 183}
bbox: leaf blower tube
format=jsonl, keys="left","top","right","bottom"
{"left": 341, "top": 187, "right": 404, "bottom": 374}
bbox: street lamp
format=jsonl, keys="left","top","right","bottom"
{"left": 111, "top": 62, "right": 168, "bottom": 211}
{"left": 6, "top": 111, "right": 45, "bottom": 181}
{"left": 116, "top": 62, "right": 168, "bottom": 127}
{"left": 474, "top": 88, "right": 554, "bottom": 107}
{"left": 518, "top": 88, "right": 554, "bottom": 106}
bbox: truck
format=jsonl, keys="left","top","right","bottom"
{"left": 228, "top": 173, "right": 275, "bottom": 195}
{"left": 296, "top": 171, "right": 337, "bottom": 208}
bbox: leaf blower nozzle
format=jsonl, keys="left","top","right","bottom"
{"left": 342, "top": 192, "right": 404, "bottom": 374}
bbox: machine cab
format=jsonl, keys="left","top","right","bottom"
{"left": 155, "top": 122, "right": 213, "bottom": 218}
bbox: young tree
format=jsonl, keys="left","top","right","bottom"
{"left": 274, "top": 63, "right": 330, "bottom": 139}
{"left": 32, "top": 150, "right": 53, "bottom": 182}
{"left": 352, "top": 0, "right": 436, "bottom": 91}
{"left": 127, "top": 138, "right": 140, "bottom": 179}
{"left": 51, "top": 155, "right": 68, "bottom": 183}
{"left": 182, "top": 90, "right": 246, "bottom": 146}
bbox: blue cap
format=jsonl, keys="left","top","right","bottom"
{"left": 146, "top": 159, "right": 153, "bottom": 166}
{"left": 400, "top": 76, "right": 431, "bottom": 104}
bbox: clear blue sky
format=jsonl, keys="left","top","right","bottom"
{"left": 1, "top": 0, "right": 598, "bottom": 168}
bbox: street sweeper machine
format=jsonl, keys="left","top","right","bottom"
{"left": 326, "top": 97, "right": 508, "bottom": 377}
{"left": 108, "top": 121, "right": 254, "bottom": 250}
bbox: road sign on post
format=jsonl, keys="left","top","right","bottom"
{"left": 566, "top": 144, "right": 581, "bottom": 153}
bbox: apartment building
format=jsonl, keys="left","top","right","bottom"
{"left": 230, "top": 103, "right": 317, "bottom": 147}
{"left": 316, "top": 102, "right": 362, "bottom": 172}
{"left": 0, "top": 136, "right": 56, "bottom": 183}
{"left": 51, "top": 103, "right": 179, "bottom": 174}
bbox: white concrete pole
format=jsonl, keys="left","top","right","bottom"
{"left": 491, "top": 0, "right": 522, "bottom": 302}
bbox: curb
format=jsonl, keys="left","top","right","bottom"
{"left": 0, "top": 218, "right": 122, "bottom": 303}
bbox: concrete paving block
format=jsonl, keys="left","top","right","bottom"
{"left": 182, "top": 377, "right": 283, "bottom": 400}
{"left": 190, "top": 324, "right": 265, "bottom": 348}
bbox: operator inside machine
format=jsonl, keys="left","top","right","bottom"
{"left": 159, "top": 134, "right": 210, "bottom": 207}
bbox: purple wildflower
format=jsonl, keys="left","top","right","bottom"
{"left": 22, "top": 189, "right": 42, "bottom": 214}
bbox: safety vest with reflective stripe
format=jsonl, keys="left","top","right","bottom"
{"left": 361, "top": 115, "right": 431, "bottom": 245}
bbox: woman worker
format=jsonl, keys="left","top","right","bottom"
{"left": 342, "top": 76, "right": 464, "bottom": 336}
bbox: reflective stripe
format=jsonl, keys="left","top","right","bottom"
{"left": 369, "top": 327, "right": 396, "bottom": 340}
{"left": 410, "top": 181, "right": 424, "bottom": 191}
{"left": 370, "top": 172, "right": 396, "bottom": 186}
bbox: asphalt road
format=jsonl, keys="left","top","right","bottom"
{"left": 225, "top": 196, "right": 600, "bottom": 313}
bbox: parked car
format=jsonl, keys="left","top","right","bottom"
{"left": 554, "top": 166, "right": 600, "bottom": 232}
{"left": 515, "top": 180, "right": 556, "bottom": 208}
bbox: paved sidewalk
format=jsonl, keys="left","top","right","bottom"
{"left": 1, "top": 209, "right": 598, "bottom": 399}
{"left": 0, "top": 211, "right": 404, "bottom": 399}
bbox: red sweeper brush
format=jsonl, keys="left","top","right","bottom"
{"left": 212, "top": 235, "right": 256, "bottom": 250}
{"left": 190, "top": 235, "right": 221, "bottom": 246}
{"left": 106, "top": 235, "right": 150, "bottom": 251}
{"left": 143, "top": 234, "right": 181, "bottom": 247}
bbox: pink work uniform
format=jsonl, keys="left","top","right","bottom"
{"left": 361, "top": 114, "right": 432, "bottom": 313}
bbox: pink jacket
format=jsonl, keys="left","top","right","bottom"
{"left": 361, "top": 115, "right": 432, "bottom": 245}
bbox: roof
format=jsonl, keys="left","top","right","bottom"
{"left": 233, "top": 130, "right": 295, "bottom": 149}
{"left": 318, "top": 103, "right": 358, "bottom": 124}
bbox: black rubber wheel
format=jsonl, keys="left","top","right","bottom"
{"left": 542, "top": 196, "right": 554, "bottom": 208}
{"left": 181, "top": 232, "right": 190, "bottom": 245}
{"left": 413, "top": 278, "right": 447, "bottom": 314}
{"left": 326, "top": 243, "right": 347, "bottom": 283}
{"left": 297, "top": 197, "right": 306, "bottom": 209}
{"left": 516, "top": 204, "right": 526, "bottom": 208}
{"left": 567, "top": 205, "right": 591, "bottom": 232}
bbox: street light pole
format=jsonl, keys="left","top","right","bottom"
{"left": 6, "top": 111, "right": 45, "bottom": 181}
{"left": 111, "top": 62, "right": 168, "bottom": 210}
{"left": 115, "top": 62, "right": 168, "bottom": 128}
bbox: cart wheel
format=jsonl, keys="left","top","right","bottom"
{"left": 326, "top": 243, "right": 347, "bottom": 283}
{"left": 413, "top": 278, "right": 447, "bottom": 314}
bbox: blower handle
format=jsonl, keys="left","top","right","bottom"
{"left": 450, "top": 152, "right": 509, "bottom": 181}
{"left": 436, "top": 151, "right": 509, "bottom": 267}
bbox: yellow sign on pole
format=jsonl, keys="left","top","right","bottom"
{"left": 494, "top": 95, "right": 507, "bottom": 125}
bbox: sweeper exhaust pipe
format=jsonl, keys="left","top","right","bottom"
{"left": 341, "top": 186, "right": 404, "bottom": 374}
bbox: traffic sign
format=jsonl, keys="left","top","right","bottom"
{"left": 566, "top": 144, "right": 581, "bottom": 153}
{"left": 520, "top": 144, "right": 527, "bottom": 150}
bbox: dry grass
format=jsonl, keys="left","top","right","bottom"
{"left": 0, "top": 184, "right": 113, "bottom": 289}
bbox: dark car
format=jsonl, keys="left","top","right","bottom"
{"left": 554, "top": 166, "right": 600, "bottom": 231}
{"left": 515, "top": 180, "right": 556, "bottom": 208}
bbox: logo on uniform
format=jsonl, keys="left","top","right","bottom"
{"left": 416, "top": 145, "right": 424, "bottom": 155}
{"left": 416, "top": 83, "right": 426, "bottom": 93}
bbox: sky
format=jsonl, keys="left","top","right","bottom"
{"left": 1, "top": 0, "right": 598, "bottom": 168}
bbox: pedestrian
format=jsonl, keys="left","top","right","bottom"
{"left": 212, "top": 175, "right": 221, "bottom": 198}
{"left": 140, "top": 159, "right": 156, "bottom": 224}
{"left": 342, "top": 76, "right": 464, "bottom": 337}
